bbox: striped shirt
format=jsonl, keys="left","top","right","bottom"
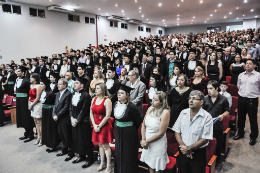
{"left": 172, "top": 108, "right": 213, "bottom": 148}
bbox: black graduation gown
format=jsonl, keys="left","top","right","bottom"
{"left": 106, "top": 76, "right": 120, "bottom": 104}
{"left": 183, "top": 60, "right": 203, "bottom": 79}
{"left": 112, "top": 102, "right": 142, "bottom": 173}
{"left": 78, "top": 74, "right": 90, "bottom": 92}
{"left": 41, "top": 91, "right": 60, "bottom": 148}
{"left": 7, "top": 72, "right": 17, "bottom": 96}
{"left": 16, "top": 77, "right": 35, "bottom": 129}
{"left": 52, "top": 64, "right": 61, "bottom": 74}
{"left": 86, "top": 59, "right": 94, "bottom": 80}
{"left": 50, "top": 82, "right": 59, "bottom": 94}
{"left": 1, "top": 76, "right": 8, "bottom": 94}
{"left": 70, "top": 90, "right": 93, "bottom": 156}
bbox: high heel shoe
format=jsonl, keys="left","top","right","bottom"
{"left": 34, "top": 138, "right": 40, "bottom": 145}
{"left": 38, "top": 140, "right": 42, "bottom": 147}
{"left": 104, "top": 165, "right": 111, "bottom": 173}
{"left": 97, "top": 163, "right": 106, "bottom": 172}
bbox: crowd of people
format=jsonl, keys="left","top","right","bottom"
{"left": 0, "top": 28, "right": 260, "bottom": 173}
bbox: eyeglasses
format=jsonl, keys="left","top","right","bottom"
{"left": 188, "top": 97, "right": 201, "bottom": 101}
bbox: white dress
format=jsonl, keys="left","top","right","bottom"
{"left": 140, "top": 113, "right": 169, "bottom": 171}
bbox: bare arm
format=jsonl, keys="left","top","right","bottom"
{"left": 219, "top": 111, "right": 229, "bottom": 121}
{"left": 230, "top": 63, "right": 233, "bottom": 73}
{"left": 141, "top": 107, "right": 153, "bottom": 141}
{"left": 89, "top": 98, "right": 96, "bottom": 127}
{"left": 218, "top": 63, "right": 223, "bottom": 80}
{"left": 175, "top": 132, "right": 185, "bottom": 146}
{"left": 189, "top": 138, "right": 209, "bottom": 151}
{"left": 205, "top": 63, "right": 208, "bottom": 77}
{"left": 98, "top": 98, "right": 112, "bottom": 129}
{"left": 30, "top": 86, "right": 42, "bottom": 108}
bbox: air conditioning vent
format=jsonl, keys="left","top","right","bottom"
{"left": 47, "top": 5, "right": 75, "bottom": 13}
{"left": 128, "top": 19, "right": 142, "bottom": 24}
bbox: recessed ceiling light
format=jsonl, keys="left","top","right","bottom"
{"left": 205, "top": 21, "right": 206, "bottom": 22}
{"left": 127, "top": 17, "right": 129, "bottom": 19}
{"left": 243, "top": 14, "right": 245, "bottom": 16}
{"left": 139, "top": 11, "right": 141, "bottom": 12}
{"left": 224, "top": 16, "right": 226, "bottom": 18}
{"left": 164, "top": 23, "right": 165, "bottom": 24}
{"left": 115, "top": 4, "right": 118, "bottom": 7}
{"left": 149, "top": 22, "right": 151, "bottom": 23}
{"left": 237, "top": 7, "right": 239, "bottom": 9}
{"left": 177, "top": 14, "right": 179, "bottom": 16}
{"left": 200, "top": 1, "right": 203, "bottom": 3}
{"left": 135, "top": 0, "right": 137, "bottom": 2}
{"left": 162, "top": 19, "right": 165, "bottom": 22}
{"left": 147, "top": 18, "right": 148, "bottom": 20}
{"left": 98, "top": 8, "right": 100, "bottom": 10}
{"left": 251, "top": 9, "right": 254, "bottom": 12}
{"left": 177, "top": 18, "right": 179, "bottom": 20}
{"left": 215, "top": 10, "right": 217, "bottom": 12}
{"left": 210, "top": 14, "right": 213, "bottom": 16}
{"left": 181, "top": 0, "right": 184, "bottom": 2}
{"left": 159, "top": 3, "right": 162, "bottom": 6}
{"left": 49, "top": 0, "right": 52, "bottom": 1}
{"left": 122, "top": 10, "right": 124, "bottom": 12}
{"left": 244, "top": 0, "right": 248, "bottom": 3}
{"left": 123, "top": 14, "right": 125, "bottom": 15}
{"left": 177, "top": 4, "right": 179, "bottom": 6}
{"left": 229, "top": 12, "right": 232, "bottom": 14}
{"left": 165, "top": 25, "right": 167, "bottom": 26}
{"left": 139, "top": 7, "right": 142, "bottom": 9}
{"left": 237, "top": 18, "right": 239, "bottom": 19}
{"left": 177, "top": 24, "right": 179, "bottom": 25}
{"left": 218, "top": 3, "right": 222, "bottom": 7}
{"left": 192, "top": 20, "right": 193, "bottom": 21}
{"left": 255, "top": 16, "right": 258, "bottom": 17}
{"left": 142, "top": 15, "right": 144, "bottom": 17}
{"left": 193, "top": 16, "right": 195, "bottom": 18}
{"left": 106, "top": 13, "right": 108, "bottom": 15}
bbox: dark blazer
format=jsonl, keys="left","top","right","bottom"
{"left": 140, "top": 63, "right": 153, "bottom": 89}
{"left": 53, "top": 89, "right": 72, "bottom": 126}
{"left": 36, "top": 64, "right": 47, "bottom": 79}
{"left": 178, "top": 51, "right": 189, "bottom": 64}
{"left": 223, "top": 54, "right": 234, "bottom": 76}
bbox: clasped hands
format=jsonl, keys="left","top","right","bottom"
{"left": 71, "top": 118, "right": 78, "bottom": 127}
{"left": 140, "top": 140, "right": 148, "bottom": 149}
{"left": 94, "top": 124, "right": 100, "bottom": 133}
{"left": 179, "top": 145, "right": 194, "bottom": 159}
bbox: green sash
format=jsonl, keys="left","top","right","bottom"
{"left": 42, "top": 104, "right": 53, "bottom": 109}
{"left": 16, "top": 93, "right": 28, "bottom": 97}
{"left": 8, "top": 81, "right": 15, "bottom": 84}
{"left": 116, "top": 121, "right": 133, "bottom": 127}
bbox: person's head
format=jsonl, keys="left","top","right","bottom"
{"left": 39, "top": 59, "right": 44, "bottom": 66}
{"left": 80, "top": 51, "right": 85, "bottom": 57}
{"left": 151, "top": 91, "right": 168, "bottom": 117}
{"left": 224, "top": 48, "right": 230, "bottom": 56}
{"left": 189, "top": 51, "right": 196, "bottom": 59}
{"left": 188, "top": 90, "right": 204, "bottom": 110}
{"left": 107, "top": 69, "right": 115, "bottom": 79}
{"left": 245, "top": 59, "right": 256, "bottom": 72}
{"left": 142, "top": 55, "right": 148, "bottom": 63}
{"left": 65, "top": 72, "right": 72, "bottom": 81}
{"left": 53, "top": 59, "right": 57, "bottom": 65}
{"left": 30, "top": 73, "right": 40, "bottom": 84}
{"left": 117, "top": 89, "right": 131, "bottom": 104}
{"left": 8, "top": 66, "right": 13, "bottom": 72}
{"left": 241, "top": 47, "right": 247, "bottom": 55}
{"left": 194, "top": 66, "right": 205, "bottom": 78}
{"left": 207, "top": 80, "right": 219, "bottom": 97}
{"left": 1, "top": 64, "right": 5, "bottom": 69}
{"left": 210, "top": 52, "right": 217, "bottom": 61}
{"left": 247, "top": 40, "right": 252, "bottom": 47}
{"left": 173, "top": 65, "right": 181, "bottom": 75}
{"left": 63, "top": 59, "right": 67, "bottom": 65}
{"left": 124, "top": 56, "right": 130, "bottom": 63}
{"left": 94, "top": 70, "right": 103, "bottom": 79}
{"left": 115, "top": 58, "right": 122, "bottom": 66}
{"left": 156, "top": 48, "right": 161, "bottom": 54}
{"left": 156, "top": 56, "right": 161, "bottom": 64}
{"left": 95, "top": 83, "right": 109, "bottom": 97}
{"left": 2, "top": 70, "right": 8, "bottom": 76}
{"left": 40, "top": 79, "right": 50, "bottom": 91}
{"left": 170, "top": 51, "right": 176, "bottom": 60}
{"left": 74, "top": 79, "right": 84, "bottom": 92}
{"left": 58, "top": 78, "right": 68, "bottom": 91}
{"left": 77, "top": 66, "right": 85, "bottom": 75}
{"left": 176, "top": 74, "right": 188, "bottom": 87}
{"left": 128, "top": 70, "right": 139, "bottom": 83}
{"left": 234, "top": 53, "right": 242, "bottom": 63}
{"left": 153, "top": 67, "right": 160, "bottom": 74}
{"left": 121, "top": 68, "right": 127, "bottom": 76}
{"left": 32, "top": 59, "right": 37, "bottom": 66}
{"left": 220, "top": 81, "right": 228, "bottom": 93}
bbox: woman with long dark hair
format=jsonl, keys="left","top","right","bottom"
{"left": 205, "top": 52, "right": 223, "bottom": 81}
{"left": 148, "top": 73, "right": 165, "bottom": 107}
{"left": 40, "top": 78, "right": 60, "bottom": 152}
{"left": 230, "top": 54, "right": 245, "bottom": 85}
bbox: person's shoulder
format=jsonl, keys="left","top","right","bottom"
{"left": 201, "top": 108, "right": 212, "bottom": 119}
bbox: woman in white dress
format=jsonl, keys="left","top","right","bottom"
{"left": 140, "top": 91, "right": 170, "bottom": 173}
{"left": 28, "top": 73, "right": 43, "bottom": 146}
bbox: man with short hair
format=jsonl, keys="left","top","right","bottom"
{"left": 173, "top": 90, "right": 213, "bottom": 173}
{"left": 37, "top": 59, "right": 47, "bottom": 79}
{"left": 203, "top": 80, "right": 229, "bottom": 163}
{"left": 247, "top": 40, "right": 257, "bottom": 59}
{"left": 118, "top": 67, "right": 128, "bottom": 85}
{"left": 141, "top": 54, "right": 152, "bottom": 89}
{"left": 78, "top": 51, "right": 87, "bottom": 64}
{"left": 106, "top": 66, "right": 120, "bottom": 104}
{"left": 77, "top": 63, "right": 90, "bottom": 92}
{"left": 7, "top": 65, "right": 17, "bottom": 96}
{"left": 183, "top": 49, "right": 203, "bottom": 79}
{"left": 126, "top": 70, "right": 146, "bottom": 116}
{"left": 234, "top": 59, "right": 260, "bottom": 146}
{"left": 70, "top": 77, "right": 94, "bottom": 168}
{"left": 31, "top": 58, "right": 38, "bottom": 73}
{"left": 65, "top": 72, "right": 75, "bottom": 93}
{"left": 53, "top": 78, "right": 74, "bottom": 161}
{"left": 223, "top": 48, "right": 233, "bottom": 76}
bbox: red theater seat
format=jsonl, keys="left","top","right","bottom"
{"left": 227, "top": 84, "right": 238, "bottom": 97}
{"left": 226, "top": 76, "right": 231, "bottom": 84}
{"left": 229, "top": 96, "right": 238, "bottom": 130}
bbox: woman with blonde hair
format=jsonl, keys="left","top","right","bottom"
{"left": 89, "top": 70, "right": 104, "bottom": 98}
{"left": 90, "top": 83, "right": 113, "bottom": 173}
{"left": 189, "top": 66, "right": 209, "bottom": 95}
{"left": 140, "top": 91, "right": 170, "bottom": 173}
{"left": 112, "top": 84, "right": 142, "bottom": 173}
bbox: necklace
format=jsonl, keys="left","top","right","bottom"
{"left": 178, "top": 86, "right": 186, "bottom": 95}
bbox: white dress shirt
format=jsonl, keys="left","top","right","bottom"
{"left": 59, "top": 89, "right": 67, "bottom": 101}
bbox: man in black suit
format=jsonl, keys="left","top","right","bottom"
{"left": 183, "top": 49, "right": 203, "bottom": 79}
{"left": 53, "top": 78, "right": 73, "bottom": 161}
{"left": 140, "top": 54, "right": 153, "bottom": 89}
{"left": 36, "top": 58, "right": 47, "bottom": 79}
{"left": 223, "top": 48, "right": 233, "bottom": 76}
{"left": 135, "top": 46, "right": 143, "bottom": 62}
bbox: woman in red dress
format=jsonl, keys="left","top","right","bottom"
{"left": 90, "top": 83, "right": 113, "bottom": 173}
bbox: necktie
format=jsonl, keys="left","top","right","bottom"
{"left": 40, "top": 66, "right": 43, "bottom": 73}
{"left": 143, "top": 64, "right": 146, "bottom": 75}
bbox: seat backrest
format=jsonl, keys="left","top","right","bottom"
{"left": 223, "top": 115, "right": 230, "bottom": 130}
{"left": 145, "top": 90, "right": 149, "bottom": 104}
{"left": 142, "top": 104, "right": 148, "bottom": 119}
{"left": 230, "top": 96, "right": 238, "bottom": 116}
{"left": 227, "top": 84, "right": 238, "bottom": 97}
{"left": 2, "top": 95, "right": 7, "bottom": 104}
{"left": 166, "top": 128, "right": 177, "bottom": 144}
{"left": 166, "top": 128, "right": 179, "bottom": 156}
{"left": 206, "top": 138, "right": 217, "bottom": 163}
{"left": 226, "top": 76, "right": 231, "bottom": 84}
{"left": 6, "top": 96, "right": 14, "bottom": 105}
{"left": 12, "top": 97, "right": 17, "bottom": 107}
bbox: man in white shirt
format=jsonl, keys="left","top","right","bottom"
{"left": 219, "top": 81, "right": 232, "bottom": 108}
{"left": 173, "top": 90, "right": 213, "bottom": 173}
{"left": 171, "top": 35, "right": 179, "bottom": 47}
{"left": 201, "top": 34, "right": 209, "bottom": 43}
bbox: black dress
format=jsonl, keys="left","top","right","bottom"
{"left": 70, "top": 90, "right": 93, "bottom": 157}
{"left": 231, "top": 63, "right": 244, "bottom": 85}
{"left": 106, "top": 76, "right": 120, "bottom": 104}
{"left": 16, "top": 77, "right": 35, "bottom": 129}
{"left": 1, "top": 76, "right": 8, "bottom": 94}
{"left": 41, "top": 90, "right": 60, "bottom": 148}
{"left": 189, "top": 78, "right": 209, "bottom": 95}
{"left": 168, "top": 88, "right": 192, "bottom": 127}
{"left": 112, "top": 102, "right": 142, "bottom": 173}
{"left": 7, "top": 72, "right": 17, "bottom": 96}
{"left": 207, "top": 64, "right": 219, "bottom": 81}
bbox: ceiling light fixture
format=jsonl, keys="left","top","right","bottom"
{"left": 243, "top": 14, "right": 245, "bottom": 16}
{"left": 200, "top": 1, "right": 203, "bottom": 3}
{"left": 192, "top": 20, "right": 193, "bottom": 21}
{"left": 256, "top": 16, "right": 258, "bottom": 17}
{"left": 147, "top": 18, "right": 148, "bottom": 20}
{"left": 193, "top": 16, "right": 195, "bottom": 18}
{"left": 106, "top": 13, "right": 108, "bottom": 15}
{"left": 224, "top": 16, "right": 226, "bottom": 18}
{"left": 122, "top": 10, "right": 124, "bottom": 12}
{"left": 165, "top": 25, "right": 167, "bottom": 26}
{"left": 210, "top": 14, "right": 213, "bottom": 16}
{"left": 127, "top": 17, "right": 129, "bottom": 19}
{"left": 218, "top": 3, "right": 222, "bottom": 7}
{"left": 139, "top": 7, "right": 142, "bottom": 9}
{"left": 237, "top": 18, "right": 239, "bottom": 19}
{"left": 159, "top": 3, "right": 162, "bottom": 6}
{"left": 215, "top": 10, "right": 217, "bottom": 12}
{"left": 177, "top": 24, "right": 179, "bottom": 25}
{"left": 115, "top": 4, "right": 118, "bottom": 7}
{"left": 142, "top": 14, "right": 144, "bottom": 17}
{"left": 177, "top": 14, "right": 179, "bottom": 16}
{"left": 149, "top": 22, "right": 151, "bottom": 23}
{"left": 162, "top": 19, "right": 165, "bottom": 22}
{"left": 135, "top": 0, "right": 137, "bottom": 2}
{"left": 98, "top": 8, "right": 100, "bottom": 10}
{"left": 244, "top": 0, "right": 248, "bottom": 3}
{"left": 237, "top": 7, "right": 239, "bottom": 9}
{"left": 177, "top": 4, "right": 179, "bottom": 6}
{"left": 123, "top": 14, "right": 125, "bottom": 15}
{"left": 205, "top": 21, "right": 206, "bottom": 22}
{"left": 229, "top": 12, "right": 232, "bottom": 14}
{"left": 177, "top": 18, "right": 179, "bottom": 20}
{"left": 251, "top": 9, "right": 254, "bottom": 12}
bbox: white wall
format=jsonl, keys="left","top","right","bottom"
{"left": 226, "top": 25, "right": 243, "bottom": 31}
{"left": 97, "top": 16, "right": 165, "bottom": 45}
{"left": 165, "top": 22, "right": 243, "bottom": 35}
{"left": 243, "top": 19, "right": 257, "bottom": 30}
{"left": 255, "top": 18, "right": 260, "bottom": 29}
{"left": 0, "top": 3, "right": 97, "bottom": 64}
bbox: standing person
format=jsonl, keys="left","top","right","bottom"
{"left": 140, "top": 91, "right": 170, "bottom": 172}
{"left": 168, "top": 74, "right": 192, "bottom": 127}
{"left": 0, "top": 81, "right": 5, "bottom": 127}
{"left": 77, "top": 63, "right": 90, "bottom": 92}
{"left": 234, "top": 59, "right": 260, "bottom": 146}
{"left": 89, "top": 70, "right": 104, "bottom": 98}
{"left": 29, "top": 73, "right": 43, "bottom": 146}
{"left": 230, "top": 54, "right": 245, "bottom": 85}
{"left": 148, "top": 73, "right": 165, "bottom": 106}
{"left": 112, "top": 84, "right": 142, "bottom": 173}
{"left": 118, "top": 68, "right": 128, "bottom": 85}
{"left": 189, "top": 66, "right": 209, "bottom": 95}
{"left": 53, "top": 78, "right": 74, "bottom": 161}
{"left": 106, "top": 66, "right": 120, "bottom": 104}
{"left": 183, "top": 49, "right": 203, "bottom": 79}
{"left": 205, "top": 52, "right": 223, "bottom": 82}
{"left": 7, "top": 65, "right": 17, "bottom": 96}
{"left": 90, "top": 83, "right": 113, "bottom": 173}
{"left": 40, "top": 79, "right": 60, "bottom": 153}
{"left": 60, "top": 59, "right": 70, "bottom": 78}
{"left": 49, "top": 71, "right": 59, "bottom": 94}
{"left": 16, "top": 66, "right": 35, "bottom": 143}
{"left": 70, "top": 78, "right": 94, "bottom": 168}
{"left": 173, "top": 90, "right": 213, "bottom": 173}
{"left": 65, "top": 72, "right": 75, "bottom": 93}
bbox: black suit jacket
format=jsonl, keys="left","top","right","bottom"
{"left": 36, "top": 64, "right": 47, "bottom": 79}
{"left": 223, "top": 54, "right": 234, "bottom": 76}
{"left": 53, "top": 89, "right": 72, "bottom": 126}
{"left": 140, "top": 63, "right": 153, "bottom": 89}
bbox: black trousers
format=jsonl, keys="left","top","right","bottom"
{"left": 177, "top": 147, "right": 206, "bottom": 173}
{"left": 238, "top": 96, "right": 259, "bottom": 140}
{"left": 24, "top": 128, "right": 34, "bottom": 137}
{"left": 213, "top": 129, "right": 223, "bottom": 161}
{"left": 58, "top": 125, "right": 74, "bottom": 155}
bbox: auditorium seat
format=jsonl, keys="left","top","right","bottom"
{"left": 226, "top": 76, "right": 231, "bottom": 84}
{"left": 2, "top": 94, "right": 7, "bottom": 104}
{"left": 8, "top": 97, "right": 17, "bottom": 124}
{"left": 4, "top": 96, "right": 14, "bottom": 117}
{"left": 227, "top": 84, "right": 238, "bottom": 97}
{"left": 174, "top": 138, "right": 217, "bottom": 173}
{"left": 229, "top": 96, "right": 238, "bottom": 130}
{"left": 223, "top": 115, "right": 231, "bottom": 157}
{"left": 145, "top": 89, "right": 149, "bottom": 104}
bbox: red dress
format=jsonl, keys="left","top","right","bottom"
{"left": 91, "top": 97, "right": 113, "bottom": 144}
